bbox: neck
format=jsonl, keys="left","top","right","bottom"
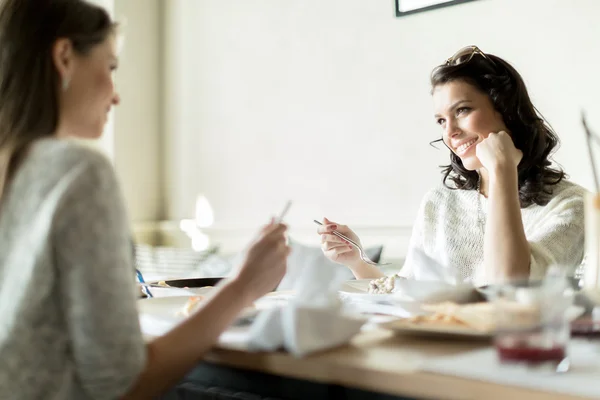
{"left": 54, "top": 125, "right": 72, "bottom": 139}
{"left": 478, "top": 168, "right": 489, "bottom": 197}
{"left": 54, "top": 118, "right": 78, "bottom": 139}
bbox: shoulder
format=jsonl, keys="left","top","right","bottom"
{"left": 420, "top": 183, "right": 471, "bottom": 208}
{"left": 14, "top": 139, "right": 118, "bottom": 204}
{"left": 543, "top": 180, "right": 586, "bottom": 208}
{"left": 28, "top": 138, "right": 113, "bottom": 174}
{"left": 523, "top": 180, "right": 586, "bottom": 222}
{"left": 549, "top": 179, "right": 586, "bottom": 198}
{"left": 25, "top": 138, "right": 115, "bottom": 186}
{"left": 410, "top": 184, "right": 470, "bottom": 224}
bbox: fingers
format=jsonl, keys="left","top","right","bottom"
{"left": 254, "top": 223, "right": 287, "bottom": 249}
{"left": 316, "top": 218, "right": 347, "bottom": 235}
{"left": 321, "top": 231, "right": 354, "bottom": 252}
{"left": 262, "top": 222, "right": 287, "bottom": 237}
{"left": 324, "top": 246, "right": 353, "bottom": 260}
{"left": 260, "top": 217, "right": 276, "bottom": 233}
{"left": 322, "top": 240, "right": 352, "bottom": 252}
{"left": 274, "top": 239, "right": 290, "bottom": 259}
{"left": 320, "top": 233, "right": 344, "bottom": 243}
{"left": 320, "top": 233, "right": 354, "bottom": 252}
{"left": 484, "top": 131, "right": 511, "bottom": 141}
{"left": 316, "top": 223, "right": 338, "bottom": 234}
{"left": 260, "top": 233, "right": 289, "bottom": 258}
{"left": 323, "top": 217, "right": 335, "bottom": 225}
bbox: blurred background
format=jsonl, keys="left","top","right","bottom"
{"left": 91, "top": 0, "right": 600, "bottom": 262}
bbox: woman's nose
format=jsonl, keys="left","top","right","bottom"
{"left": 444, "top": 119, "right": 461, "bottom": 138}
{"left": 112, "top": 93, "right": 120, "bottom": 106}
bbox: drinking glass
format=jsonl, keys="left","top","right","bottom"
{"left": 490, "top": 280, "right": 572, "bottom": 370}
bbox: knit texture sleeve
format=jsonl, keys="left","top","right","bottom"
{"left": 527, "top": 187, "right": 585, "bottom": 280}
{"left": 52, "top": 149, "right": 146, "bottom": 400}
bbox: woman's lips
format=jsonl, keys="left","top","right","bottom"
{"left": 455, "top": 138, "right": 478, "bottom": 156}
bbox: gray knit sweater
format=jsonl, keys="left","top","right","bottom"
{"left": 0, "top": 139, "right": 146, "bottom": 399}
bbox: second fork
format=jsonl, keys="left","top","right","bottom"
{"left": 314, "top": 220, "right": 390, "bottom": 266}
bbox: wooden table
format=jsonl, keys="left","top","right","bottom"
{"left": 201, "top": 329, "right": 588, "bottom": 400}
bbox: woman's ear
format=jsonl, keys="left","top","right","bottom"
{"left": 52, "top": 38, "right": 75, "bottom": 91}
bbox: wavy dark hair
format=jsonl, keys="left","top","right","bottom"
{"left": 0, "top": 0, "right": 116, "bottom": 199}
{"left": 430, "top": 49, "right": 564, "bottom": 208}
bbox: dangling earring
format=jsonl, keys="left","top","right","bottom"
{"left": 61, "top": 76, "right": 70, "bottom": 92}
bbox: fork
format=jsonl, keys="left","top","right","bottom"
{"left": 136, "top": 269, "right": 153, "bottom": 298}
{"left": 314, "top": 220, "right": 390, "bottom": 266}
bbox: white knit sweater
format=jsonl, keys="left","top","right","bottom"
{"left": 399, "top": 179, "right": 586, "bottom": 286}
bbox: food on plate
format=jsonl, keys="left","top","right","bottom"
{"left": 408, "top": 313, "right": 465, "bottom": 326}
{"left": 404, "top": 301, "right": 540, "bottom": 332}
{"left": 413, "top": 301, "right": 495, "bottom": 332}
{"left": 368, "top": 275, "right": 398, "bottom": 294}
{"left": 177, "top": 295, "right": 206, "bottom": 317}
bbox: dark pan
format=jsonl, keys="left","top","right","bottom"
{"left": 162, "top": 277, "right": 224, "bottom": 288}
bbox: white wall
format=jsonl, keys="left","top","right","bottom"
{"left": 160, "top": 0, "right": 600, "bottom": 258}
{"left": 113, "top": 0, "right": 164, "bottom": 222}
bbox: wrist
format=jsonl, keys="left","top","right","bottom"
{"left": 347, "top": 260, "right": 385, "bottom": 279}
{"left": 488, "top": 168, "right": 519, "bottom": 201}
{"left": 221, "top": 277, "right": 254, "bottom": 308}
{"left": 488, "top": 164, "right": 518, "bottom": 185}
{"left": 347, "top": 259, "right": 369, "bottom": 271}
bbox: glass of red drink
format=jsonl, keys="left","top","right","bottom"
{"left": 491, "top": 280, "right": 572, "bottom": 370}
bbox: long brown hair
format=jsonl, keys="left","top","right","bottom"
{"left": 0, "top": 0, "right": 116, "bottom": 198}
{"left": 430, "top": 52, "right": 564, "bottom": 207}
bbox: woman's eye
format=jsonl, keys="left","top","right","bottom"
{"left": 456, "top": 107, "right": 471, "bottom": 115}
{"left": 436, "top": 118, "right": 445, "bottom": 126}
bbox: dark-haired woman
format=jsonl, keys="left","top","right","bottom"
{"left": 318, "top": 46, "right": 584, "bottom": 286}
{"left": 0, "top": 1, "right": 288, "bottom": 399}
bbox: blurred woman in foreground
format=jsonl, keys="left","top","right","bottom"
{"left": 0, "top": 1, "right": 288, "bottom": 398}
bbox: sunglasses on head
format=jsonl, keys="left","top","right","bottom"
{"left": 434, "top": 45, "right": 498, "bottom": 74}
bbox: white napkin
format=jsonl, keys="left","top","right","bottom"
{"left": 247, "top": 258, "right": 364, "bottom": 356}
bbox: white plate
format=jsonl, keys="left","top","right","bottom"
{"left": 138, "top": 295, "right": 261, "bottom": 339}
{"left": 339, "top": 279, "right": 480, "bottom": 304}
{"left": 138, "top": 293, "right": 256, "bottom": 318}
{"left": 379, "top": 318, "right": 492, "bottom": 339}
{"left": 255, "top": 290, "right": 295, "bottom": 307}
{"left": 378, "top": 305, "right": 586, "bottom": 340}
{"left": 338, "top": 279, "right": 398, "bottom": 302}
{"left": 141, "top": 285, "right": 213, "bottom": 298}
{"left": 339, "top": 279, "right": 371, "bottom": 294}
{"left": 138, "top": 289, "right": 292, "bottom": 323}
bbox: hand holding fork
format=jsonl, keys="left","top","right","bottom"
{"left": 315, "top": 218, "right": 389, "bottom": 268}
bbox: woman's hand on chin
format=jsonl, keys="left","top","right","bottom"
{"left": 475, "top": 130, "right": 522, "bottom": 176}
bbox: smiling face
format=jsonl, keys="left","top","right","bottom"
{"left": 433, "top": 80, "right": 507, "bottom": 171}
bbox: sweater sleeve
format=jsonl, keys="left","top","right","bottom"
{"left": 52, "top": 151, "right": 146, "bottom": 400}
{"left": 527, "top": 188, "right": 585, "bottom": 280}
